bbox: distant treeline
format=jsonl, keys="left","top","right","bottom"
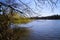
{"left": 30, "top": 15, "right": 60, "bottom": 19}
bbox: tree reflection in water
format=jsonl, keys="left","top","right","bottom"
{"left": 0, "top": 25, "right": 31, "bottom": 40}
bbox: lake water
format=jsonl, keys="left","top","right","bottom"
{"left": 12, "top": 20, "right": 60, "bottom": 40}
{"left": 22, "top": 20, "right": 60, "bottom": 40}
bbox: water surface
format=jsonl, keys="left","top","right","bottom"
{"left": 13, "top": 20, "right": 60, "bottom": 40}
{"left": 24, "top": 20, "right": 60, "bottom": 40}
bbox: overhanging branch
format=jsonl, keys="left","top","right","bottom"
{"left": 0, "top": 2, "right": 23, "bottom": 14}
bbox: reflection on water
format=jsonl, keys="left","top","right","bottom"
{"left": 0, "top": 24, "right": 31, "bottom": 40}
{"left": 21, "top": 20, "right": 60, "bottom": 40}
{"left": 11, "top": 26, "right": 31, "bottom": 40}
{"left": 12, "top": 20, "right": 60, "bottom": 40}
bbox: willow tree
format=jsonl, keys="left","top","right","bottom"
{"left": 0, "top": 0, "right": 31, "bottom": 26}
{"left": 0, "top": 0, "right": 33, "bottom": 28}
{"left": 0, "top": 1, "right": 31, "bottom": 40}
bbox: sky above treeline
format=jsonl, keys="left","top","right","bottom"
{"left": 0, "top": 0, "right": 60, "bottom": 17}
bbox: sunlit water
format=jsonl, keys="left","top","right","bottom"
{"left": 12, "top": 20, "right": 60, "bottom": 40}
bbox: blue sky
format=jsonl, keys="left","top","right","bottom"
{"left": 20, "top": 0, "right": 60, "bottom": 16}
{"left": 0, "top": 0, "right": 60, "bottom": 16}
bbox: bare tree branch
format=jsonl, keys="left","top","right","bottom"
{"left": 0, "top": 2, "right": 23, "bottom": 14}
{"left": 18, "top": 0, "right": 38, "bottom": 16}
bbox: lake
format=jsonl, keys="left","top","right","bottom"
{"left": 12, "top": 20, "right": 60, "bottom": 40}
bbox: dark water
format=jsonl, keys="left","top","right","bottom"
{"left": 12, "top": 20, "right": 60, "bottom": 40}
